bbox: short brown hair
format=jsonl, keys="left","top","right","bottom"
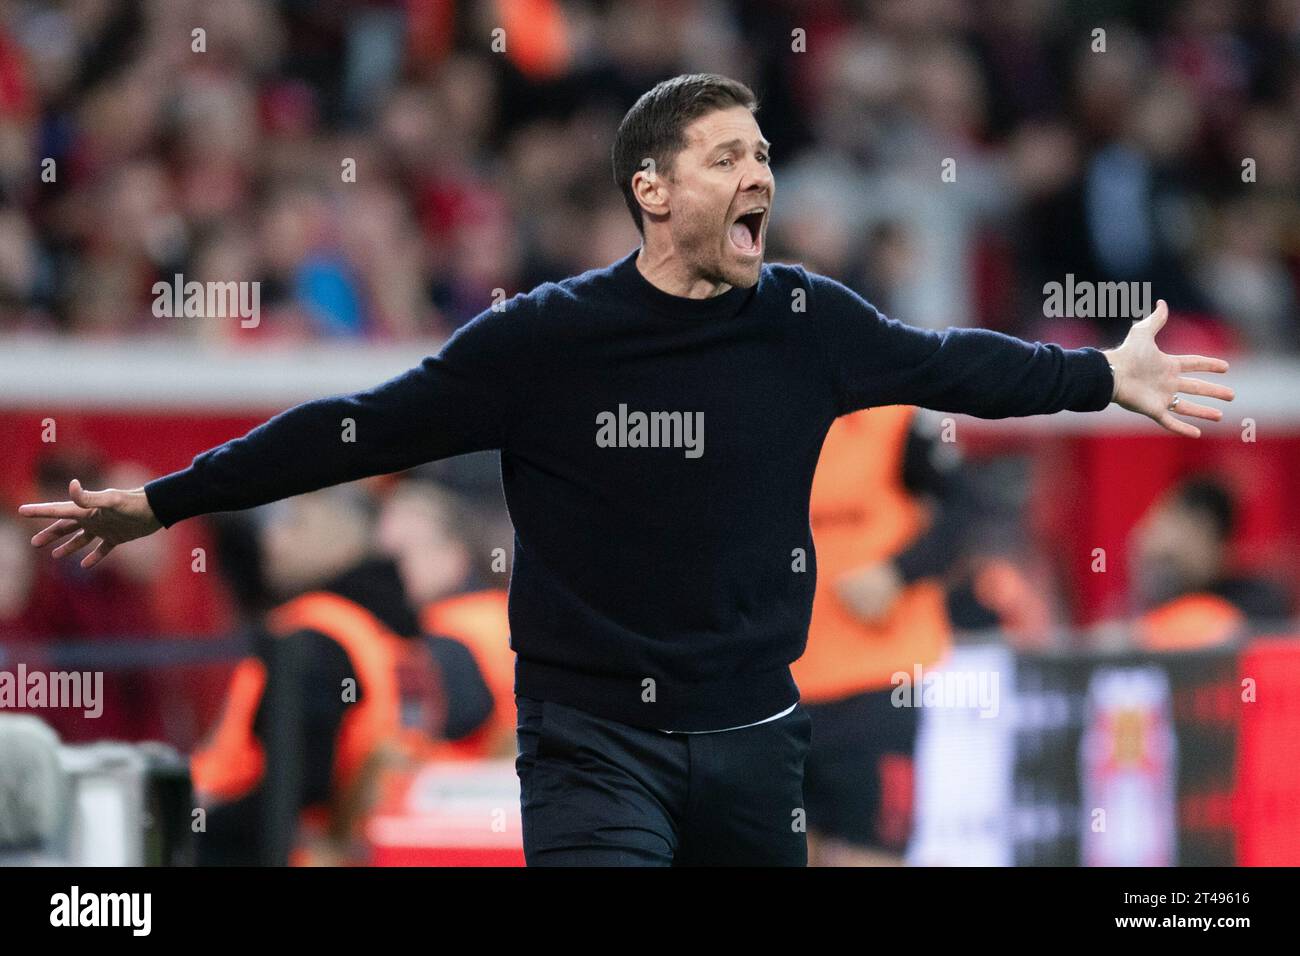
{"left": 612, "top": 73, "right": 758, "bottom": 234}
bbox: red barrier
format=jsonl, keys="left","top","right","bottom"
{"left": 1234, "top": 635, "right": 1300, "bottom": 865}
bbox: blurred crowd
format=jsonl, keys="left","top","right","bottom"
{"left": 0, "top": 0, "right": 1294, "bottom": 349}
{"left": 1, "top": 1, "right": 1297, "bottom": 869}
{"left": 0, "top": 0, "right": 1298, "bottom": 747}
{"left": 0, "top": 443, "right": 514, "bottom": 748}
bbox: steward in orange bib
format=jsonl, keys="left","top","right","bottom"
{"left": 379, "top": 478, "right": 516, "bottom": 758}
{"left": 794, "top": 405, "right": 973, "bottom": 866}
{"left": 1130, "top": 476, "right": 1291, "bottom": 652}
{"left": 420, "top": 588, "right": 513, "bottom": 757}
{"left": 192, "top": 489, "right": 493, "bottom": 865}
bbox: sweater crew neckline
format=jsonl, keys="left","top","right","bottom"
{"left": 613, "top": 247, "right": 755, "bottom": 320}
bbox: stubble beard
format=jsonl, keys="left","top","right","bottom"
{"left": 678, "top": 211, "right": 761, "bottom": 292}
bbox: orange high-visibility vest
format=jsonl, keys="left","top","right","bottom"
{"left": 1137, "top": 593, "right": 1245, "bottom": 652}
{"left": 421, "top": 589, "right": 514, "bottom": 758}
{"left": 792, "top": 405, "right": 951, "bottom": 703}
{"left": 189, "top": 657, "right": 268, "bottom": 803}
{"left": 191, "top": 592, "right": 437, "bottom": 806}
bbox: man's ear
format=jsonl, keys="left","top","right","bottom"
{"left": 632, "top": 159, "right": 670, "bottom": 221}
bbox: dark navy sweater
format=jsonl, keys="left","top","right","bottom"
{"left": 145, "top": 248, "right": 1114, "bottom": 730}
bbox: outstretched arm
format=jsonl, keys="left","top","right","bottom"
{"left": 19, "top": 303, "right": 525, "bottom": 568}
{"left": 808, "top": 272, "right": 1233, "bottom": 430}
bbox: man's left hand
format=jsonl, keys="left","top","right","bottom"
{"left": 1103, "top": 300, "right": 1234, "bottom": 439}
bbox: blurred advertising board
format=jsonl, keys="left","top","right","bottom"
{"left": 911, "top": 638, "right": 1299, "bottom": 865}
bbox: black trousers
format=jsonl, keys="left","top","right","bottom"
{"left": 515, "top": 695, "right": 813, "bottom": 866}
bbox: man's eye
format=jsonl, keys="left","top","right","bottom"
{"left": 757, "top": 153, "right": 769, "bottom": 164}
{"left": 717, "top": 157, "right": 733, "bottom": 167}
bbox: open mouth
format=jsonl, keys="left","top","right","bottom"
{"left": 728, "top": 207, "right": 766, "bottom": 256}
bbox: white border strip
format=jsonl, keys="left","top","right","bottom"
{"left": 0, "top": 338, "right": 1293, "bottom": 428}
{"left": 0, "top": 337, "right": 440, "bottom": 411}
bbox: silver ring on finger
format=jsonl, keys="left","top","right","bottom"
{"left": 1168, "top": 396, "right": 1180, "bottom": 411}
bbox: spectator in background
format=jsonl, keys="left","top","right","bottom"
{"left": 191, "top": 484, "right": 493, "bottom": 865}
{"left": 1199, "top": 191, "right": 1299, "bottom": 353}
{"left": 795, "top": 407, "right": 976, "bottom": 867}
{"left": 377, "top": 478, "right": 515, "bottom": 758}
{"left": 1129, "top": 476, "right": 1293, "bottom": 651}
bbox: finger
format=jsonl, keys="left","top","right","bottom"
{"left": 43, "top": 528, "right": 88, "bottom": 554}
{"left": 1175, "top": 354, "right": 1229, "bottom": 374}
{"left": 18, "top": 502, "right": 92, "bottom": 521}
{"left": 68, "top": 478, "right": 111, "bottom": 510}
{"left": 82, "top": 539, "right": 113, "bottom": 569}
{"left": 1176, "top": 377, "right": 1234, "bottom": 402}
{"left": 52, "top": 529, "right": 95, "bottom": 559}
{"left": 1143, "top": 299, "right": 1169, "bottom": 332}
{"left": 1171, "top": 399, "right": 1222, "bottom": 422}
{"left": 49, "top": 529, "right": 86, "bottom": 558}
{"left": 1157, "top": 410, "right": 1201, "bottom": 439}
{"left": 30, "top": 518, "right": 81, "bottom": 547}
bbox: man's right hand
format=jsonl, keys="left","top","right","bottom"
{"left": 18, "top": 478, "right": 163, "bottom": 569}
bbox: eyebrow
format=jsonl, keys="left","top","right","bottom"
{"left": 709, "top": 137, "right": 772, "bottom": 157}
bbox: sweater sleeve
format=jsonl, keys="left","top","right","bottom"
{"left": 805, "top": 270, "right": 1115, "bottom": 418}
{"left": 144, "top": 301, "right": 525, "bottom": 528}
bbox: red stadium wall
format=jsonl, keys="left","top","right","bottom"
{"left": 5, "top": 409, "right": 1300, "bottom": 633}
{"left": 1, "top": 407, "right": 266, "bottom": 638}
{"left": 961, "top": 430, "right": 1300, "bottom": 628}
{"left": 1234, "top": 637, "right": 1300, "bottom": 866}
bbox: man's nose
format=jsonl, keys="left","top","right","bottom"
{"left": 741, "top": 157, "right": 773, "bottom": 193}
